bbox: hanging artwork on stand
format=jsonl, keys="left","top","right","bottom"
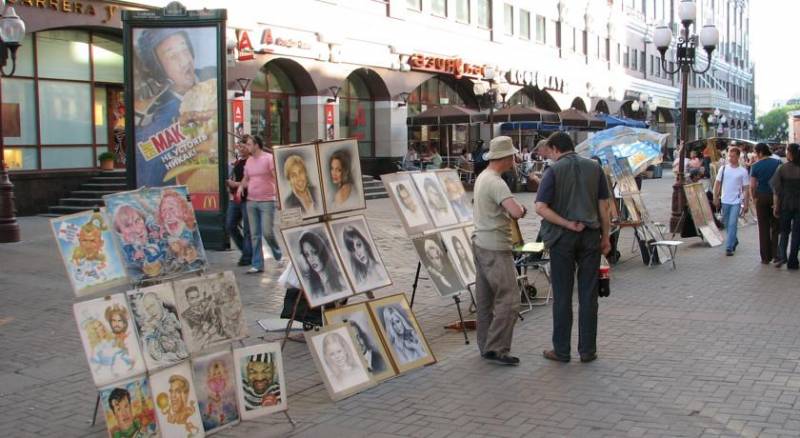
{"left": 192, "top": 347, "right": 240, "bottom": 434}
{"left": 411, "top": 172, "right": 459, "bottom": 228}
{"left": 440, "top": 228, "right": 476, "bottom": 286}
{"left": 317, "top": 138, "right": 366, "bottom": 214}
{"left": 324, "top": 303, "right": 397, "bottom": 382}
{"left": 98, "top": 374, "right": 159, "bottom": 438}
{"left": 436, "top": 169, "right": 473, "bottom": 223}
{"left": 273, "top": 142, "right": 325, "bottom": 220}
{"left": 73, "top": 294, "right": 147, "bottom": 386}
{"left": 305, "top": 322, "right": 376, "bottom": 401}
{"left": 232, "top": 342, "right": 288, "bottom": 420}
{"left": 367, "top": 294, "right": 436, "bottom": 374}
{"left": 149, "top": 361, "right": 205, "bottom": 437}
{"left": 128, "top": 283, "right": 190, "bottom": 370}
{"left": 327, "top": 215, "right": 391, "bottom": 294}
{"left": 412, "top": 233, "right": 466, "bottom": 297}
{"left": 382, "top": 173, "right": 433, "bottom": 235}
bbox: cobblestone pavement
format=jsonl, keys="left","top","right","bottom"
{"left": 3, "top": 172, "right": 800, "bottom": 438}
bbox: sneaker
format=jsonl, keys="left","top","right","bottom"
{"left": 542, "top": 350, "right": 570, "bottom": 363}
{"left": 246, "top": 267, "right": 263, "bottom": 274}
{"left": 483, "top": 351, "right": 520, "bottom": 366}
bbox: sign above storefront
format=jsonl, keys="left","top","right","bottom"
{"left": 237, "top": 30, "right": 254, "bottom": 61}
{"left": 407, "top": 53, "right": 486, "bottom": 79}
{"left": 258, "top": 28, "right": 314, "bottom": 52}
{"left": 505, "top": 69, "right": 565, "bottom": 93}
{"left": 10, "top": 0, "right": 146, "bottom": 31}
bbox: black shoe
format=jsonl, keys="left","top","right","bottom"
{"left": 483, "top": 351, "right": 520, "bottom": 366}
{"left": 543, "top": 350, "right": 570, "bottom": 363}
{"left": 580, "top": 353, "right": 598, "bottom": 363}
{"left": 733, "top": 240, "right": 739, "bottom": 251}
{"left": 788, "top": 264, "right": 799, "bottom": 271}
{"left": 726, "top": 250, "right": 734, "bottom": 256}
{"left": 237, "top": 259, "right": 251, "bottom": 266}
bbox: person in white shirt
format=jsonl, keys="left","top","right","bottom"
{"left": 713, "top": 146, "right": 750, "bottom": 256}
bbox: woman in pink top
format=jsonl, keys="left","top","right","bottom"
{"left": 237, "top": 135, "right": 283, "bottom": 273}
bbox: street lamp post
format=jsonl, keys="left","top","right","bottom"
{"left": 0, "top": 3, "right": 26, "bottom": 243}
{"left": 654, "top": 0, "right": 719, "bottom": 234}
{"left": 473, "top": 73, "right": 508, "bottom": 140}
{"left": 707, "top": 108, "right": 727, "bottom": 136}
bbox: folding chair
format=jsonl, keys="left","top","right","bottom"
{"left": 646, "top": 222, "right": 683, "bottom": 270}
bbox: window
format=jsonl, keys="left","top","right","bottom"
{"left": 582, "top": 30, "right": 588, "bottom": 55}
{"left": 340, "top": 73, "right": 375, "bottom": 157}
{"left": 456, "top": 0, "right": 469, "bottom": 23}
{"left": 536, "top": 15, "right": 546, "bottom": 43}
{"left": 640, "top": 52, "right": 646, "bottom": 73}
{"left": 406, "top": 0, "right": 421, "bottom": 10}
{"left": 504, "top": 4, "right": 514, "bottom": 35}
{"left": 650, "top": 55, "right": 654, "bottom": 75}
{"left": 605, "top": 38, "right": 610, "bottom": 61}
{"left": 631, "top": 48, "right": 638, "bottom": 70}
{"left": 251, "top": 63, "right": 301, "bottom": 146}
{"left": 520, "top": 9, "right": 530, "bottom": 40}
{"left": 556, "top": 21, "right": 562, "bottom": 49}
{"left": 572, "top": 27, "right": 577, "bottom": 52}
{"left": 616, "top": 43, "right": 621, "bottom": 64}
{"left": 656, "top": 57, "right": 661, "bottom": 77}
{"left": 623, "top": 46, "right": 629, "bottom": 68}
{"left": 477, "top": 0, "right": 491, "bottom": 28}
{"left": 431, "top": 0, "right": 446, "bottom": 16}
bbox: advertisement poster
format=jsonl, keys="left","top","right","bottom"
{"left": 232, "top": 98, "right": 245, "bottom": 140}
{"left": 324, "top": 103, "right": 335, "bottom": 140}
{"left": 131, "top": 26, "right": 221, "bottom": 212}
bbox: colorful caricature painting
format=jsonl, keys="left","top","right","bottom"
{"left": 232, "top": 343, "right": 288, "bottom": 420}
{"left": 128, "top": 283, "right": 190, "bottom": 371}
{"left": 173, "top": 271, "right": 247, "bottom": 353}
{"left": 150, "top": 361, "right": 205, "bottom": 437}
{"left": 104, "top": 186, "right": 207, "bottom": 283}
{"left": 51, "top": 209, "right": 127, "bottom": 296}
{"left": 99, "top": 375, "right": 159, "bottom": 438}
{"left": 192, "top": 348, "right": 240, "bottom": 434}
{"left": 73, "top": 294, "right": 146, "bottom": 387}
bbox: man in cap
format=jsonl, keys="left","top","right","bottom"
{"left": 472, "top": 136, "right": 528, "bottom": 366}
{"left": 535, "top": 132, "right": 611, "bottom": 364}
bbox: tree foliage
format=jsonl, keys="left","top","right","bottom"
{"left": 757, "top": 105, "right": 800, "bottom": 141}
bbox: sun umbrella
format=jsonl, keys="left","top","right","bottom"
{"left": 576, "top": 126, "right": 667, "bottom": 176}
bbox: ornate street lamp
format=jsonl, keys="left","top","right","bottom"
{"left": 0, "top": 2, "right": 26, "bottom": 243}
{"left": 474, "top": 69, "right": 508, "bottom": 135}
{"left": 707, "top": 108, "right": 727, "bottom": 136}
{"left": 653, "top": 0, "right": 719, "bottom": 233}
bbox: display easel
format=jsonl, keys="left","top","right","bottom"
{"left": 409, "top": 260, "right": 475, "bottom": 344}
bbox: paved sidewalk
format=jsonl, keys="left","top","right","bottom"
{"left": 2, "top": 173, "right": 800, "bottom": 438}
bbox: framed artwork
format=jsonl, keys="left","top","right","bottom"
{"left": 440, "top": 228, "right": 476, "bottom": 286}
{"left": 50, "top": 209, "right": 127, "bottom": 297}
{"left": 149, "top": 361, "right": 205, "bottom": 437}
{"left": 412, "top": 233, "right": 466, "bottom": 297}
{"left": 411, "top": 172, "right": 458, "bottom": 228}
{"left": 281, "top": 222, "right": 353, "bottom": 308}
{"left": 273, "top": 142, "right": 324, "bottom": 220}
{"left": 173, "top": 271, "right": 247, "bottom": 353}
{"left": 324, "top": 303, "right": 397, "bottom": 382}
{"left": 232, "top": 342, "right": 288, "bottom": 420}
{"left": 382, "top": 172, "right": 433, "bottom": 236}
{"left": 192, "top": 348, "right": 240, "bottom": 433}
{"left": 104, "top": 186, "right": 208, "bottom": 283}
{"left": 684, "top": 182, "right": 724, "bottom": 247}
{"left": 327, "top": 215, "right": 391, "bottom": 294}
{"left": 99, "top": 375, "right": 159, "bottom": 438}
{"left": 367, "top": 294, "right": 436, "bottom": 374}
{"left": 73, "top": 294, "right": 146, "bottom": 387}
{"left": 305, "top": 322, "right": 376, "bottom": 401}
{"left": 127, "top": 283, "right": 190, "bottom": 371}
{"left": 318, "top": 138, "right": 366, "bottom": 214}
{"left": 435, "top": 169, "right": 473, "bottom": 223}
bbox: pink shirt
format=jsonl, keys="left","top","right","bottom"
{"left": 244, "top": 152, "right": 277, "bottom": 202}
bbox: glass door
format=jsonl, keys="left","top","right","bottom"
{"left": 106, "top": 86, "right": 125, "bottom": 168}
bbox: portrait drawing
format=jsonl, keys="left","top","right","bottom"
{"left": 411, "top": 173, "right": 458, "bottom": 228}
{"left": 382, "top": 173, "right": 432, "bottom": 235}
{"left": 305, "top": 323, "right": 375, "bottom": 401}
{"left": 150, "top": 362, "right": 205, "bottom": 437}
{"left": 412, "top": 234, "right": 466, "bottom": 297}
{"left": 440, "top": 228, "right": 476, "bottom": 286}
{"left": 324, "top": 303, "right": 396, "bottom": 382}
{"left": 436, "top": 169, "right": 473, "bottom": 223}
{"left": 191, "top": 348, "right": 240, "bottom": 433}
{"left": 273, "top": 143, "right": 324, "bottom": 219}
{"left": 127, "top": 283, "right": 190, "bottom": 371}
{"left": 328, "top": 215, "right": 391, "bottom": 294}
{"left": 233, "top": 343, "right": 288, "bottom": 419}
{"left": 99, "top": 375, "right": 159, "bottom": 438}
{"left": 368, "top": 294, "right": 435, "bottom": 373}
{"left": 318, "top": 139, "right": 365, "bottom": 214}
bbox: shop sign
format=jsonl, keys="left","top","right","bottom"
{"left": 257, "top": 28, "right": 313, "bottom": 53}
{"left": 231, "top": 99, "right": 244, "bottom": 139}
{"left": 624, "top": 90, "right": 642, "bottom": 101}
{"left": 8, "top": 0, "right": 121, "bottom": 24}
{"left": 653, "top": 97, "right": 675, "bottom": 109}
{"left": 505, "top": 69, "right": 565, "bottom": 93}
{"left": 407, "top": 53, "right": 486, "bottom": 79}
{"left": 237, "top": 30, "right": 254, "bottom": 61}
{"left": 324, "top": 103, "right": 334, "bottom": 140}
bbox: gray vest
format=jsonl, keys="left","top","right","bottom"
{"left": 540, "top": 152, "right": 602, "bottom": 247}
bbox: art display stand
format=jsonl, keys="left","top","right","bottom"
{"left": 409, "top": 260, "right": 475, "bottom": 345}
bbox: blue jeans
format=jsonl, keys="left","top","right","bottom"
{"left": 246, "top": 200, "right": 282, "bottom": 270}
{"left": 721, "top": 203, "right": 741, "bottom": 252}
{"left": 225, "top": 200, "right": 252, "bottom": 263}
{"left": 778, "top": 209, "right": 800, "bottom": 268}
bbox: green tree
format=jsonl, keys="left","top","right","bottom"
{"left": 757, "top": 104, "right": 800, "bottom": 141}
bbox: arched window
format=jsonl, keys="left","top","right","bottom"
{"left": 508, "top": 90, "right": 536, "bottom": 106}
{"left": 340, "top": 73, "right": 374, "bottom": 157}
{"left": 407, "top": 77, "right": 469, "bottom": 116}
{"left": 251, "top": 62, "right": 300, "bottom": 146}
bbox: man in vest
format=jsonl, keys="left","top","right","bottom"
{"left": 472, "top": 136, "right": 528, "bottom": 366}
{"left": 535, "top": 132, "right": 611, "bottom": 363}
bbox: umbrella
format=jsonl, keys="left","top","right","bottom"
{"left": 489, "top": 105, "right": 560, "bottom": 123}
{"left": 406, "top": 105, "right": 487, "bottom": 126}
{"left": 576, "top": 126, "right": 667, "bottom": 176}
{"left": 594, "top": 113, "right": 648, "bottom": 129}
{"left": 558, "top": 108, "right": 607, "bottom": 130}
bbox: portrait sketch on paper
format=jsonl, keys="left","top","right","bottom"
{"left": 412, "top": 234, "right": 465, "bottom": 297}
{"left": 305, "top": 323, "right": 375, "bottom": 401}
{"left": 150, "top": 362, "right": 205, "bottom": 437}
{"left": 318, "top": 139, "right": 365, "bottom": 214}
{"left": 382, "top": 173, "right": 432, "bottom": 235}
{"left": 436, "top": 169, "right": 473, "bottom": 223}
{"left": 73, "top": 293, "right": 146, "bottom": 386}
{"left": 192, "top": 349, "right": 240, "bottom": 433}
{"left": 324, "top": 303, "right": 396, "bottom": 382}
{"left": 99, "top": 375, "right": 159, "bottom": 438}
{"left": 411, "top": 172, "right": 458, "bottom": 228}
{"left": 127, "top": 283, "right": 189, "bottom": 370}
{"left": 281, "top": 223, "right": 353, "bottom": 307}
{"left": 441, "top": 228, "right": 476, "bottom": 286}
{"left": 328, "top": 215, "right": 391, "bottom": 294}
{"left": 232, "top": 343, "right": 288, "bottom": 420}
{"left": 368, "top": 294, "right": 435, "bottom": 373}
{"left": 173, "top": 271, "right": 246, "bottom": 353}
{"left": 273, "top": 143, "right": 324, "bottom": 219}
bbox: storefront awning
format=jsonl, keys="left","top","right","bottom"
{"left": 406, "top": 105, "right": 487, "bottom": 126}
{"left": 595, "top": 114, "right": 648, "bottom": 129}
{"left": 489, "top": 105, "right": 560, "bottom": 123}
{"left": 559, "top": 108, "right": 606, "bottom": 130}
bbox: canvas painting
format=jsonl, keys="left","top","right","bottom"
{"left": 281, "top": 222, "right": 353, "bottom": 308}
{"left": 441, "top": 228, "right": 477, "bottom": 286}
{"left": 73, "top": 294, "right": 146, "bottom": 387}
{"left": 273, "top": 142, "right": 324, "bottom": 219}
{"left": 50, "top": 209, "right": 128, "bottom": 296}
{"left": 382, "top": 172, "right": 433, "bottom": 236}
{"left": 305, "top": 322, "right": 376, "bottom": 401}
{"left": 104, "top": 185, "right": 207, "bottom": 283}
{"left": 368, "top": 294, "right": 436, "bottom": 374}
{"left": 436, "top": 169, "right": 473, "bottom": 223}
{"left": 232, "top": 343, "right": 288, "bottom": 420}
{"left": 99, "top": 375, "right": 159, "bottom": 438}
{"left": 173, "top": 271, "right": 247, "bottom": 353}
{"left": 150, "top": 362, "right": 205, "bottom": 438}
{"left": 128, "top": 283, "right": 190, "bottom": 371}
{"left": 324, "top": 303, "right": 396, "bottom": 382}
{"left": 192, "top": 348, "right": 240, "bottom": 433}
{"left": 411, "top": 172, "right": 458, "bottom": 228}
{"left": 318, "top": 138, "right": 365, "bottom": 214}
{"left": 412, "top": 233, "right": 466, "bottom": 297}
{"left": 327, "top": 215, "right": 391, "bottom": 294}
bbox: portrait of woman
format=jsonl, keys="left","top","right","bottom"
{"left": 329, "top": 216, "right": 391, "bottom": 293}
{"left": 283, "top": 155, "right": 319, "bottom": 213}
{"left": 305, "top": 324, "right": 374, "bottom": 400}
{"left": 379, "top": 305, "right": 426, "bottom": 364}
{"left": 412, "top": 235, "right": 465, "bottom": 297}
{"left": 324, "top": 303, "right": 396, "bottom": 382}
{"left": 441, "top": 229, "right": 476, "bottom": 286}
{"left": 411, "top": 173, "right": 458, "bottom": 228}
{"left": 319, "top": 139, "right": 365, "bottom": 214}
{"left": 382, "top": 173, "right": 432, "bottom": 235}
{"left": 274, "top": 144, "right": 324, "bottom": 219}
{"left": 437, "top": 171, "right": 472, "bottom": 222}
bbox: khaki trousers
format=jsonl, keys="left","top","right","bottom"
{"left": 473, "top": 245, "right": 520, "bottom": 356}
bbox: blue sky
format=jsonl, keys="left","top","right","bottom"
{"left": 751, "top": 0, "right": 800, "bottom": 114}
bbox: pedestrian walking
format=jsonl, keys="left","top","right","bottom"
{"left": 713, "top": 146, "right": 750, "bottom": 256}
{"left": 472, "top": 136, "right": 528, "bottom": 366}
{"left": 749, "top": 143, "right": 781, "bottom": 264}
{"left": 534, "top": 132, "right": 611, "bottom": 363}
{"left": 237, "top": 134, "right": 283, "bottom": 274}
{"left": 225, "top": 141, "right": 252, "bottom": 266}
{"left": 771, "top": 143, "right": 800, "bottom": 270}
